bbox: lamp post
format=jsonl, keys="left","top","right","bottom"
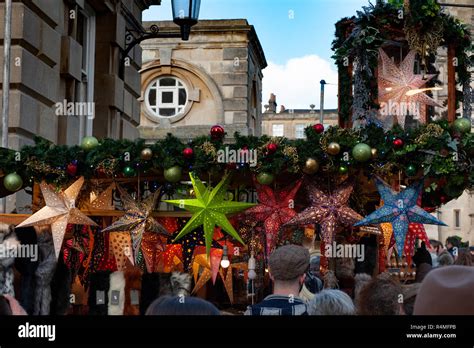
{"left": 319, "top": 80, "right": 326, "bottom": 124}
{"left": 172, "top": 0, "right": 201, "bottom": 41}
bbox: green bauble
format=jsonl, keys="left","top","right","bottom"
{"left": 454, "top": 118, "right": 471, "bottom": 134}
{"left": 256, "top": 172, "right": 274, "bottom": 185}
{"left": 339, "top": 165, "right": 349, "bottom": 175}
{"left": 3, "top": 173, "right": 23, "bottom": 192}
{"left": 123, "top": 166, "right": 136, "bottom": 177}
{"left": 81, "top": 136, "right": 99, "bottom": 151}
{"left": 352, "top": 143, "right": 372, "bottom": 162}
{"left": 406, "top": 164, "right": 417, "bottom": 177}
{"left": 164, "top": 166, "right": 182, "bottom": 183}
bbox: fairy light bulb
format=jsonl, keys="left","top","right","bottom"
{"left": 220, "top": 245, "right": 230, "bottom": 268}
{"left": 248, "top": 252, "right": 256, "bottom": 280}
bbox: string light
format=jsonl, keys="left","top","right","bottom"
{"left": 220, "top": 245, "right": 230, "bottom": 268}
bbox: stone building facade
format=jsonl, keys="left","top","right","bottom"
{"left": 261, "top": 95, "right": 338, "bottom": 139}
{"left": 0, "top": 0, "right": 160, "bottom": 212}
{"left": 139, "top": 19, "right": 267, "bottom": 141}
{"left": 425, "top": 1, "right": 474, "bottom": 246}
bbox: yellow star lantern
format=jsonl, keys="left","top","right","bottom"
{"left": 17, "top": 177, "right": 98, "bottom": 258}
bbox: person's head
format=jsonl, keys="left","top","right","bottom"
{"left": 0, "top": 295, "right": 12, "bottom": 315}
{"left": 309, "top": 254, "right": 321, "bottom": 277}
{"left": 357, "top": 273, "right": 404, "bottom": 315}
{"left": 428, "top": 240, "right": 443, "bottom": 254}
{"left": 413, "top": 242, "right": 432, "bottom": 267}
{"left": 308, "top": 289, "right": 355, "bottom": 315}
{"left": 145, "top": 296, "right": 220, "bottom": 315}
{"left": 414, "top": 266, "right": 474, "bottom": 315}
{"left": 268, "top": 245, "right": 310, "bottom": 295}
{"left": 445, "top": 236, "right": 461, "bottom": 250}
{"left": 454, "top": 248, "right": 472, "bottom": 267}
{"left": 438, "top": 251, "right": 454, "bottom": 267}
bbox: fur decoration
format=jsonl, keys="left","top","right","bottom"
{"left": 88, "top": 271, "right": 111, "bottom": 315}
{"left": 14, "top": 226, "right": 38, "bottom": 314}
{"left": 34, "top": 226, "right": 57, "bottom": 315}
{"left": 139, "top": 272, "right": 192, "bottom": 314}
{"left": 50, "top": 256, "right": 72, "bottom": 315}
{"left": 0, "top": 223, "right": 20, "bottom": 296}
{"left": 170, "top": 272, "right": 192, "bottom": 296}
{"left": 124, "top": 268, "right": 142, "bottom": 316}
{"left": 108, "top": 271, "right": 125, "bottom": 315}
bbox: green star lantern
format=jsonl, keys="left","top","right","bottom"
{"left": 165, "top": 173, "right": 255, "bottom": 255}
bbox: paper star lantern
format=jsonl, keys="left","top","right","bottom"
{"left": 286, "top": 181, "right": 363, "bottom": 245}
{"left": 17, "top": 177, "right": 98, "bottom": 258}
{"left": 81, "top": 183, "right": 116, "bottom": 210}
{"left": 170, "top": 227, "right": 222, "bottom": 271}
{"left": 404, "top": 223, "right": 431, "bottom": 265}
{"left": 354, "top": 178, "right": 446, "bottom": 257}
{"left": 378, "top": 49, "right": 443, "bottom": 128}
{"left": 165, "top": 173, "right": 255, "bottom": 255}
{"left": 243, "top": 180, "right": 302, "bottom": 255}
{"left": 101, "top": 185, "right": 170, "bottom": 263}
{"left": 110, "top": 232, "right": 134, "bottom": 271}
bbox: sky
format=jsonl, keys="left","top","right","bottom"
{"left": 143, "top": 0, "right": 370, "bottom": 109}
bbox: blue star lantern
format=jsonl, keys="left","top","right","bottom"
{"left": 354, "top": 178, "right": 447, "bottom": 257}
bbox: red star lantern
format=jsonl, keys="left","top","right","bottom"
{"left": 243, "top": 180, "right": 302, "bottom": 255}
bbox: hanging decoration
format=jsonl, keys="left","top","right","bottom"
{"left": 354, "top": 178, "right": 447, "bottom": 257}
{"left": 404, "top": 223, "right": 431, "bottom": 265}
{"left": 17, "top": 177, "right": 98, "bottom": 258}
{"left": 101, "top": 186, "right": 170, "bottom": 263}
{"left": 109, "top": 232, "right": 134, "bottom": 271}
{"left": 81, "top": 183, "right": 116, "bottom": 211}
{"left": 165, "top": 173, "right": 255, "bottom": 256}
{"left": 378, "top": 49, "right": 443, "bottom": 129}
{"left": 286, "top": 181, "right": 363, "bottom": 245}
{"left": 242, "top": 180, "right": 302, "bottom": 255}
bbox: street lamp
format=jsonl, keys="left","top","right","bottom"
{"left": 172, "top": 0, "right": 201, "bottom": 41}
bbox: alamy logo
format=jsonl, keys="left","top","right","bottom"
{"left": 55, "top": 99, "right": 95, "bottom": 119}
{"left": 380, "top": 100, "right": 421, "bottom": 119}
{"left": 217, "top": 147, "right": 257, "bottom": 167}
{"left": 18, "top": 322, "right": 56, "bottom": 341}
{"left": 0, "top": 243, "right": 37, "bottom": 262}
{"left": 325, "top": 242, "right": 365, "bottom": 261}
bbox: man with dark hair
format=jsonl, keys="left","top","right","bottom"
{"left": 245, "top": 245, "right": 310, "bottom": 315}
{"left": 357, "top": 273, "right": 404, "bottom": 315}
{"left": 446, "top": 236, "right": 461, "bottom": 259}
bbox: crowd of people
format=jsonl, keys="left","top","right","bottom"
{"left": 1, "top": 237, "right": 473, "bottom": 316}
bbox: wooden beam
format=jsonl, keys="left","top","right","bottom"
{"left": 447, "top": 44, "right": 456, "bottom": 123}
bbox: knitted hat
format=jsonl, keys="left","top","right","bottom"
{"left": 268, "top": 245, "right": 309, "bottom": 281}
{"left": 414, "top": 266, "right": 474, "bottom": 315}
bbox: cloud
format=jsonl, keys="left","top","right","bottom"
{"left": 262, "top": 55, "right": 339, "bottom": 111}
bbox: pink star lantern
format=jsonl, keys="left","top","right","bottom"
{"left": 378, "top": 48, "right": 443, "bottom": 128}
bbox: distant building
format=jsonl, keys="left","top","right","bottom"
{"left": 0, "top": 0, "right": 160, "bottom": 212}
{"left": 139, "top": 19, "right": 267, "bottom": 141}
{"left": 424, "top": 1, "right": 474, "bottom": 246}
{"left": 261, "top": 94, "right": 338, "bottom": 139}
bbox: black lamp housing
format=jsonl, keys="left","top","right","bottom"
{"left": 172, "top": 0, "right": 201, "bottom": 41}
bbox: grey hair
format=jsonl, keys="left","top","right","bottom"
{"left": 308, "top": 289, "right": 356, "bottom": 315}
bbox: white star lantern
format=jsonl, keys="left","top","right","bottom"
{"left": 17, "top": 177, "right": 98, "bottom": 258}
{"left": 378, "top": 48, "right": 443, "bottom": 129}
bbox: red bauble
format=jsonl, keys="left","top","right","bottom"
{"left": 66, "top": 163, "right": 77, "bottom": 177}
{"left": 440, "top": 195, "right": 447, "bottom": 204}
{"left": 210, "top": 125, "right": 225, "bottom": 140}
{"left": 393, "top": 138, "right": 404, "bottom": 149}
{"left": 313, "top": 124, "right": 324, "bottom": 134}
{"left": 267, "top": 143, "right": 278, "bottom": 154}
{"left": 183, "top": 147, "right": 194, "bottom": 159}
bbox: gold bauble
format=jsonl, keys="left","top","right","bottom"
{"left": 302, "top": 158, "right": 319, "bottom": 174}
{"left": 140, "top": 148, "right": 153, "bottom": 161}
{"left": 327, "top": 142, "right": 341, "bottom": 156}
{"left": 371, "top": 148, "right": 378, "bottom": 159}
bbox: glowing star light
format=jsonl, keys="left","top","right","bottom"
{"left": 165, "top": 173, "right": 255, "bottom": 256}
{"left": 285, "top": 181, "right": 363, "bottom": 245}
{"left": 17, "top": 177, "right": 98, "bottom": 259}
{"left": 101, "top": 185, "right": 170, "bottom": 262}
{"left": 378, "top": 48, "right": 443, "bottom": 128}
{"left": 354, "top": 178, "right": 446, "bottom": 257}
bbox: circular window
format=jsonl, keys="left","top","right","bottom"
{"left": 145, "top": 76, "right": 188, "bottom": 118}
